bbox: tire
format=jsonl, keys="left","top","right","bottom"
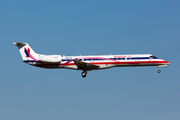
{"left": 81, "top": 72, "right": 86, "bottom": 78}
{"left": 157, "top": 70, "right": 161, "bottom": 73}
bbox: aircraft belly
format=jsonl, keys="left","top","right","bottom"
{"left": 62, "top": 65, "right": 78, "bottom": 70}
{"left": 99, "top": 64, "right": 116, "bottom": 69}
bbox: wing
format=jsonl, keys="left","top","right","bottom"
{"left": 72, "top": 59, "right": 100, "bottom": 70}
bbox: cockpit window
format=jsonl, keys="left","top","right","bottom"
{"left": 150, "top": 55, "right": 158, "bottom": 59}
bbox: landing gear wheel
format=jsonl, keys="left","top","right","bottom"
{"left": 81, "top": 72, "right": 87, "bottom": 78}
{"left": 157, "top": 70, "right": 161, "bottom": 73}
{"left": 82, "top": 74, "right": 86, "bottom": 78}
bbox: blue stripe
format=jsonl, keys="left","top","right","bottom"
{"left": 24, "top": 48, "right": 30, "bottom": 57}
{"left": 25, "top": 60, "right": 37, "bottom": 63}
{"left": 61, "top": 57, "right": 158, "bottom": 62}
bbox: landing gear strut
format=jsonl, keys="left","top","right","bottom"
{"left": 157, "top": 66, "right": 161, "bottom": 73}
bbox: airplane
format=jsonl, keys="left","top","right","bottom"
{"left": 13, "top": 42, "right": 170, "bottom": 78}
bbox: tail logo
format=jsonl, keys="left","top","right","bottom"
{"left": 24, "top": 47, "right": 30, "bottom": 57}
{"left": 24, "top": 47, "right": 38, "bottom": 62}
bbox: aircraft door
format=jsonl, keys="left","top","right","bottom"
{"left": 136, "top": 56, "right": 140, "bottom": 64}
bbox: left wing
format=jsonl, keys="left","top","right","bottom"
{"left": 72, "top": 59, "right": 100, "bottom": 70}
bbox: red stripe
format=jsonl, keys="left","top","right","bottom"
{"left": 59, "top": 61, "right": 169, "bottom": 66}
{"left": 33, "top": 61, "right": 169, "bottom": 67}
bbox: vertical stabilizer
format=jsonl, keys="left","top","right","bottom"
{"left": 13, "top": 42, "right": 39, "bottom": 61}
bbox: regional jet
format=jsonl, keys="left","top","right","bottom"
{"left": 13, "top": 42, "right": 170, "bottom": 78}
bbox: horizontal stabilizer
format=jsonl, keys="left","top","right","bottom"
{"left": 13, "top": 42, "right": 27, "bottom": 49}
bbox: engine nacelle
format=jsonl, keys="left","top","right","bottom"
{"left": 39, "top": 55, "right": 62, "bottom": 63}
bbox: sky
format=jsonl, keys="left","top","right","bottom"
{"left": 0, "top": 0, "right": 180, "bottom": 120}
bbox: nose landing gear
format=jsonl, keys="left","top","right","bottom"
{"left": 157, "top": 65, "right": 168, "bottom": 73}
{"left": 157, "top": 66, "right": 161, "bottom": 73}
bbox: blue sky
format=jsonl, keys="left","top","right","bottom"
{"left": 0, "top": 0, "right": 180, "bottom": 120}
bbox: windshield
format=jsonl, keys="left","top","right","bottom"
{"left": 150, "top": 55, "right": 158, "bottom": 59}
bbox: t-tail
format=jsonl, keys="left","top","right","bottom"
{"left": 13, "top": 42, "right": 39, "bottom": 62}
{"left": 13, "top": 42, "right": 62, "bottom": 66}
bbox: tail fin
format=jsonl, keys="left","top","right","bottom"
{"left": 13, "top": 42, "right": 39, "bottom": 61}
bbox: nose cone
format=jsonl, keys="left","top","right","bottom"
{"left": 159, "top": 59, "right": 170, "bottom": 66}
{"left": 164, "top": 60, "right": 170, "bottom": 65}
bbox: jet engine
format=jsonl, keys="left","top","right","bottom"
{"left": 39, "top": 55, "right": 62, "bottom": 63}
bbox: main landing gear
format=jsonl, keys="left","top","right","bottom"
{"left": 81, "top": 71, "right": 87, "bottom": 78}
{"left": 81, "top": 68, "right": 87, "bottom": 78}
